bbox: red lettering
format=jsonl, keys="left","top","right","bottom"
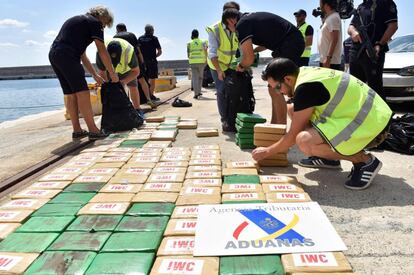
{"left": 191, "top": 188, "right": 208, "bottom": 193}
{"left": 0, "top": 257, "right": 13, "bottom": 267}
{"left": 167, "top": 261, "right": 173, "bottom": 270}
{"left": 173, "top": 261, "right": 187, "bottom": 271}
{"left": 319, "top": 255, "right": 328, "bottom": 263}
{"left": 302, "top": 254, "right": 320, "bottom": 263}
{"left": 97, "top": 204, "right": 116, "bottom": 209}
{"left": 111, "top": 186, "right": 127, "bottom": 190}
{"left": 151, "top": 184, "right": 167, "bottom": 189}
{"left": 182, "top": 222, "right": 197, "bottom": 229}
{"left": 282, "top": 193, "right": 299, "bottom": 199}
{"left": 183, "top": 207, "right": 198, "bottom": 213}
{"left": 186, "top": 262, "right": 195, "bottom": 271}
{"left": 237, "top": 193, "right": 253, "bottom": 198}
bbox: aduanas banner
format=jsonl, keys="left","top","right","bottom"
{"left": 194, "top": 202, "right": 347, "bottom": 256}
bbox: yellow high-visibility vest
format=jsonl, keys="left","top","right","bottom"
{"left": 295, "top": 67, "right": 392, "bottom": 155}
{"left": 206, "top": 21, "right": 238, "bottom": 71}
{"left": 105, "top": 38, "right": 134, "bottom": 75}
{"left": 188, "top": 38, "right": 207, "bottom": 64}
{"left": 299, "top": 22, "right": 312, "bottom": 58}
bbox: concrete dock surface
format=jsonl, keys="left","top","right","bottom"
{"left": 1, "top": 71, "right": 413, "bottom": 274}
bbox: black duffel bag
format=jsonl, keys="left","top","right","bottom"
{"left": 100, "top": 82, "right": 143, "bottom": 132}
{"left": 224, "top": 70, "right": 256, "bottom": 128}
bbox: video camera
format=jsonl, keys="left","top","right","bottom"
{"left": 312, "top": 0, "right": 354, "bottom": 20}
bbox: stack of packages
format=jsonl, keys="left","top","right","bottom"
{"left": 155, "top": 144, "right": 221, "bottom": 274}
{"left": 221, "top": 161, "right": 266, "bottom": 204}
{"left": 235, "top": 113, "right": 266, "bottom": 149}
{"left": 254, "top": 123, "right": 289, "bottom": 167}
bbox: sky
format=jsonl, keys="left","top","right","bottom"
{"left": 0, "top": 0, "right": 410, "bottom": 67}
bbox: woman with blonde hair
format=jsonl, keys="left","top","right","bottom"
{"left": 49, "top": 5, "right": 119, "bottom": 140}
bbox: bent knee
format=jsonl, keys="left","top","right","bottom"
{"left": 296, "top": 131, "right": 313, "bottom": 155}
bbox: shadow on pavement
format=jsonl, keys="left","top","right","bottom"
{"left": 303, "top": 169, "right": 414, "bottom": 209}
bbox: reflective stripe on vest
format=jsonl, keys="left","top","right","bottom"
{"left": 188, "top": 38, "right": 206, "bottom": 64}
{"left": 299, "top": 22, "right": 311, "bottom": 58}
{"left": 206, "top": 22, "right": 238, "bottom": 71}
{"left": 295, "top": 67, "right": 392, "bottom": 155}
{"left": 105, "top": 38, "right": 134, "bottom": 75}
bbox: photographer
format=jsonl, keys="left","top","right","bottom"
{"left": 348, "top": 0, "right": 398, "bottom": 99}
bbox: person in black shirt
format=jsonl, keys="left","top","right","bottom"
{"left": 138, "top": 24, "right": 162, "bottom": 101}
{"left": 49, "top": 5, "right": 118, "bottom": 140}
{"left": 294, "top": 9, "right": 314, "bottom": 67}
{"left": 114, "top": 23, "right": 155, "bottom": 108}
{"left": 348, "top": 0, "right": 398, "bottom": 99}
{"left": 222, "top": 9, "right": 304, "bottom": 125}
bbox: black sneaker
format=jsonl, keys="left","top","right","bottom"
{"left": 88, "top": 130, "right": 109, "bottom": 141}
{"left": 222, "top": 123, "right": 237, "bottom": 133}
{"left": 72, "top": 130, "right": 88, "bottom": 140}
{"left": 150, "top": 95, "right": 160, "bottom": 101}
{"left": 344, "top": 155, "right": 382, "bottom": 190}
{"left": 298, "top": 156, "right": 341, "bottom": 169}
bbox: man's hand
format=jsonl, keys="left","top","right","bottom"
{"left": 374, "top": 45, "right": 381, "bottom": 57}
{"left": 236, "top": 64, "right": 245, "bottom": 72}
{"left": 109, "top": 72, "right": 119, "bottom": 83}
{"left": 351, "top": 31, "right": 362, "bottom": 43}
{"left": 217, "top": 70, "right": 225, "bottom": 81}
{"left": 93, "top": 74, "right": 105, "bottom": 85}
{"left": 252, "top": 147, "right": 271, "bottom": 161}
{"left": 322, "top": 57, "right": 331, "bottom": 68}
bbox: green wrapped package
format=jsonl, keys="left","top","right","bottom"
{"left": 48, "top": 232, "right": 111, "bottom": 252}
{"left": 85, "top": 252, "right": 154, "bottom": 275}
{"left": 120, "top": 140, "right": 147, "bottom": 148}
{"left": 101, "top": 231, "right": 163, "bottom": 252}
{"left": 236, "top": 124, "right": 254, "bottom": 134}
{"left": 63, "top": 183, "right": 105, "bottom": 193}
{"left": 236, "top": 138, "right": 255, "bottom": 146}
{"left": 237, "top": 143, "right": 256, "bottom": 149}
{"left": 0, "top": 232, "right": 59, "bottom": 253}
{"left": 24, "top": 251, "right": 96, "bottom": 275}
{"left": 126, "top": 202, "right": 175, "bottom": 216}
{"left": 49, "top": 192, "right": 96, "bottom": 204}
{"left": 32, "top": 203, "right": 83, "bottom": 217}
{"left": 236, "top": 113, "right": 266, "bottom": 123}
{"left": 66, "top": 215, "right": 123, "bottom": 232}
{"left": 236, "top": 119, "right": 256, "bottom": 129}
{"left": 224, "top": 175, "right": 260, "bottom": 184}
{"left": 16, "top": 216, "right": 74, "bottom": 233}
{"left": 115, "top": 216, "right": 169, "bottom": 232}
{"left": 236, "top": 132, "right": 254, "bottom": 140}
{"left": 220, "top": 255, "right": 284, "bottom": 275}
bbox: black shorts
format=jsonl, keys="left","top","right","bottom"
{"left": 144, "top": 60, "right": 159, "bottom": 79}
{"left": 137, "top": 62, "right": 145, "bottom": 79}
{"left": 271, "top": 31, "right": 305, "bottom": 66}
{"left": 49, "top": 46, "right": 88, "bottom": 95}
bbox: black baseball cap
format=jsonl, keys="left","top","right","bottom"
{"left": 107, "top": 41, "right": 122, "bottom": 66}
{"left": 294, "top": 9, "right": 307, "bottom": 16}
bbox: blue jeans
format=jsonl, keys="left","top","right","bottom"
{"left": 210, "top": 69, "right": 226, "bottom": 123}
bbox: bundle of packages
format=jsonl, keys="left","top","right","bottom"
{"left": 254, "top": 123, "right": 288, "bottom": 167}
{"left": 235, "top": 113, "right": 266, "bottom": 149}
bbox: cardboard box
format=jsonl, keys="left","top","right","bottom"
{"left": 177, "top": 121, "right": 198, "bottom": 129}
{"left": 28, "top": 181, "right": 70, "bottom": 190}
{"left": 92, "top": 162, "right": 125, "bottom": 168}
{"left": 196, "top": 128, "right": 219, "bottom": 137}
{"left": 190, "top": 154, "right": 221, "bottom": 160}
{"left": 89, "top": 193, "right": 134, "bottom": 203}
{"left": 192, "top": 145, "right": 220, "bottom": 150}
{"left": 183, "top": 179, "right": 222, "bottom": 187}
{"left": 151, "top": 256, "right": 219, "bottom": 275}
{"left": 71, "top": 155, "right": 102, "bottom": 162}
{"left": 0, "top": 210, "right": 32, "bottom": 223}
{"left": 222, "top": 168, "right": 258, "bottom": 176}
{"left": 100, "top": 183, "right": 142, "bottom": 193}
{"left": 187, "top": 165, "right": 221, "bottom": 172}
{"left": 0, "top": 252, "right": 39, "bottom": 274}
{"left": 72, "top": 175, "right": 112, "bottom": 184}
{"left": 109, "top": 147, "right": 136, "bottom": 153}
{"left": 146, "top": 116, "right": 165, "bottom": 123}
{"left": 123, "top": 160, "right": 157, "bottom": 169}
{"left": 134, "top": 151, "right": 163, "bottom": 158}
{"left": 132, "top": 192, "right": 178, "bottom": 203}
{"left": 262, "top": 183, "right": 304, "bottom": 193}
{"left": 254, "top": 123, "right": 286, "bottom": 134}
{"left": 51, "top": 167, "right": 85, "bottom": 175}
{"left": 179, "top": 186, "right": 221, "bottom": 196}
{"left": 117, "top": 167, "right": 152, "bottom": 176}
{"left": 108, "top": 175, "right": 148, "bottom": 184}
{"left": 143, "top": 141, "right": 172, "bottom": 149}
{"left": 151, "top": 130, "right": 177, "bottom": 141}
{"left": 157, "top": 237, "right": 195, "bottom": 256}
{"left": 0, "top": 223, "right": 21, "bottom": 240}
{"left": 189, "top": 159, "right": 221, "bottom": 166}
{"left": 176, "top": 187, "right": 221, "bottom": 205}
{"left": 259, "top": 175, "right": 298, "bottom": 184}
{"left": 78, "top": 203, "right": 130, "bottom": 215}
{"left": 254, "top": 139, "right": 277, "bottom": 147}
{"left": 11, "top": 189, "right": 60, "bottom": 200}
{"left": 62, "top": 161, "right": 94, "bottom": 168}
{"left": 281, "top": 252, "right": 353, "bottom": 274}
{"left": 266, "top": 192, "right": 311, "bottom": 203}
{"left": 38, "top": 173, "right": 78, "bottom": 182}
{"left": 103, "top": 151, "right": 133, "bottom": 158}
{"left": 135, "top": 148, "right": 162, "bottom": 154}
{"left": 221, "top": 183, "right": 263, "bottom": 193}
{"left": 164, "top": 219, "right": 197, "bottom": 236}
{"left": 96, "top": 156, "right": 130, "bottom": 163}
{"left": 152, "top": 167, "right": 188, "bottom": 174}
{"left": 160, "top": 155, "right": 191, "bottom": 162}
{"left": 143, "top": 183, "right": 182, "bottom": 193}
{"left": 226, "top": 161, "right": 258, "bottom": 169}
{"left": 185, "top": 172, "right": 222, "bottom": 180}
{"left": 156, "top": 161, "right": 189, "bottom": 168}
{"left": 254, "top": 132, "right": 284, "bottom": 141}
{"left": 147, "top": 173, "right": 186, "bottom": 183}
{"left": 164, "top": 147, "right": 191, "bottom": 153}
{"left": 257, "top": 159, "right": 289, "bottom": 167}
{"left": 171, "top": 206, "right": 199, "bottom": 219}
{"left": 262, "top": 153, "right": 288, "bottom": 161}
{"left": 0, "top": 199, "right": 49, "bottom": 211}
{"left": 222, "top": 192, "right": 266, "bottom": 203}
{"left": 82, "top": 168, "right": 118, "bottom": 176}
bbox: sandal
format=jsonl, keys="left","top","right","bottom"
{"left": 172, "top": 97, "right": 192, "bottom": 108}
{"left": 88, "top": 130, "right": 109, "bottom": 141}
{"left": 72, "top": 130, "right": 89, "bottom": 140}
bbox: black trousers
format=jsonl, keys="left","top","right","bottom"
{"left": 349, "top": 49, "right": 386, "bottom": 99}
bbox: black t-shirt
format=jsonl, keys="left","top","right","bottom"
{"left": 304, "top": 24, "right": 314, "bottom": 36}
{"left": 350, "top": 0, "right": 398, "bottom": 51}
{"left": 114, "top": 31, "right": 140, "bottom": 56}
{"left": 138, "top": 34, "right": 161, "bottom": 62}
{"left": 236, "top": 12, "right": 297, "bottom": 51}
{"left": 293, "top": 82, "right": 330, "bottom": 112}
{"left": 53, "top": 14, "right": 104, "bottom": 58}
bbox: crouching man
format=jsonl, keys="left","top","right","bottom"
{"left": 253, "top": 58, "right": 391, "bottom": 190}
{"left": 96, "top": 38, "right": 144, "bottom": 116}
